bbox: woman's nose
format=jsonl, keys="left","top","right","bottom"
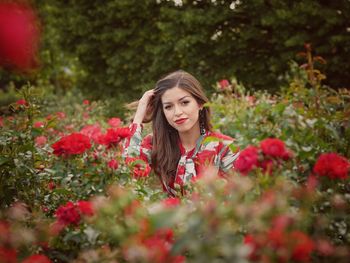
{"left": 174, "top": 105, "right": 183, "bottom": 116}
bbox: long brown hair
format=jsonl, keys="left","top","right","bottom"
{"left": 150, "top": 70, "right": 212, "bottom": 190}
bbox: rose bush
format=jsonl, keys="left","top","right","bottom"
{"left": 0, "top": 52, "right": 349, "bottom": 262}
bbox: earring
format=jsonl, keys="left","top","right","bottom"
{"left": 199, "top": 109, "right": 206, "bottom": 135}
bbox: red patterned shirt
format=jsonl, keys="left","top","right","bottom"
{"left": 123, "top": 123, "right": 239, "bottom": 195}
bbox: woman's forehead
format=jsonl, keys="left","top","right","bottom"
{"left": 161, "top": 87, "right": 193, "bottom": 104}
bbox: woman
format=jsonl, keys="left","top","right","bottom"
{"left": 123, "top": 70, "right": 239, "bottom": 196}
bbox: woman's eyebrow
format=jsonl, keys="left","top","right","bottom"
{"left": 163, "top": 96, "right": 191, "bottom": 105}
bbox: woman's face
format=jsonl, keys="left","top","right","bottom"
{"left": 161, "top": 86, "right": 202, "bottom": 135}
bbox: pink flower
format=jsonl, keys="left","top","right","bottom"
{"left": 56, "top": 112, "right": 66, "bottom": 119}
{"left": 219, "top": 79, "right": 230, "bottom": 89}
{"left": 313, "top": 153, "right": 349, "bottom": 180}
{"left": 83, "top": 100, "right": 90, "bottom": 105}
{"left": 35, "top": 135, "right": 47, "bottom": 147}
{"left": 108, "top": 159, "right": 119, "bottom": 170}
{"left": 234, "top": 146, "right": 259, "bottom": 175}
{"left": 80, "top": 124, "right": 102, "bottom": 144}
{"left": 33, "top": 121, "right": 45, "bottom": 128}
{"left": 22, "top": 254, "right": 52, "bottom": 263}
{"left": 108, "top": 117, "right": 121, "bottom": 128}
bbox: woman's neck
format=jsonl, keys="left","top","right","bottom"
{"left": 178, "top": 125, "right": 201, "bottom": 151}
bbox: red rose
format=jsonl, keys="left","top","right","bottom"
{"left": 108, "top": 159, "right": 119, "bottom": 170}
{"left": 260, "top": 138, "right": 287, "bottom": 158}
{"left": 234, "top": 146, "right": 259, "bottom": 175}
{"left": 77, "top": 200, "right": 94, "bottom": 216}
{"left": 290, "top": 231, "right": 314, "bottom": 262}
{"left": 219, "top": 79, "right": 230, "bottom": 89}
{"left": 108, "top": 117, "right": 121, "bottom": 128}
{"left": 100, "top": 128, "right": 120, "bottom": 147}
{"left": 22, "top": 254, "right": 52, "bottom": 263}
{"left": 126, "top": 158, "right": 151, "bottom": 178}
{"left": 52, "top": 133, "right": 91, "bottom": 156}
{"left": 117, "top": 127, "right": 132, "bottom": 139}
{"left": 0, "top": 2, "right": 40, "bottom": 71}
{"left": 55, "top": 201, "right": 81, "bottom": 226}
{"left": 83, "top": 100, "right": 90, "bottom": 105}
{"left": 313, "top": 153, "right": 349, "bottom": 180}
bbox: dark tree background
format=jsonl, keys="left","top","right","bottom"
{"left": 2, "top": 0, "right": 350, "bottom": 104}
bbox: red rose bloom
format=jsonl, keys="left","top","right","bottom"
{"left": 235, "top": 146, "right": 259, "bottom": 175}
{"left": 313, "top": 153, "right": 349, "bottom": 180}
{"left": 22, "top": 254, "right": 52, "bottom": 263}
{"left": 77, "top": 200, "right": 94, "bottom": 216}
{"left": 219, "top": 79, "right": 230, "bottom": 89}
{"left": 55, "top": 201, "right": 81, "bottom": 226}
{"left": 0, "top": 2, "right": 40, "bottom": 71}
{"left": 126, "top": 158, "right": 151, "bottom": 178}
{"left": 260, "top": 138, "right": 287, "bottom": 158}
{"left": 52, "top": 133, "right": 91, "bottom": 156}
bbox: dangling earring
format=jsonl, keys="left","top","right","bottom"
{"left": 199, "top": 109, "right": 206, "bottom": 135}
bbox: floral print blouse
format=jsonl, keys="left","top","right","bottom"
{"left": 123, "top": 123, "right": 240, "bottom": 195}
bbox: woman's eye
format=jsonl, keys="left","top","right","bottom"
{"left": 164, "top": 105, "right": 172, "bottom": 110}
{"left": 181, "top": 100, "right": 189, "bottom": 105}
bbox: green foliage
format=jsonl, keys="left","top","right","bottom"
{"left": 45, "top": 0, "right": 350, "bottom": 103}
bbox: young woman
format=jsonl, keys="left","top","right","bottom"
{"left": 123, "top": 70, "right": 239, "bottom": 196}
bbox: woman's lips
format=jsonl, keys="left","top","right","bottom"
{"left": 175, "top": 118, "right": 188, "bottom": 124}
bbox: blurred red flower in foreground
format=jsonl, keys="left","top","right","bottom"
{"left": 108, "top": 159, "right": 119, "bottom": 170}
{"left": 0, "top": 2, "right": 40, "bottom": 71}
{"left": 313, "top": 153, "right": 349, "bottom": 180}
{"left": 22, "top": 254, "right": 52, "bottom": 263}
{"left": 52, "top": 133, "right": 91, "bottom": 156}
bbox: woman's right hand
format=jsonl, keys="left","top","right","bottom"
{"left": 133, "top": 89, "right": 155, "bottom": 124}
